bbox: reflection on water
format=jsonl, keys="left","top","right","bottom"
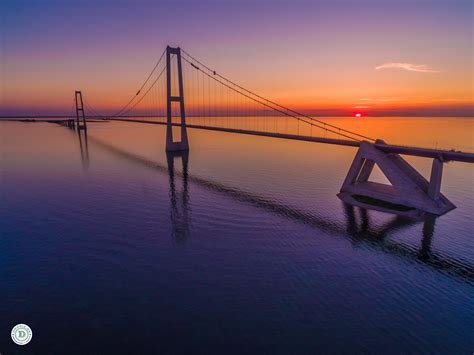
{"left": 167, "top": 150, "right": 191, "bottom": 241}
{"left": 421, "top": 215, "right": 436, "bottom": 258}
{"left": 86, "top": 131, "right": 473, "bottom": 282}
{"left": 77, "top": 129, "right": 90, "bottom": 170}
{"left": 1, "top": 121, "right": 473, "bottom": 354}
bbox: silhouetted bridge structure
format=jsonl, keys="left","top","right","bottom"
{"left": 5, "top": 45, "right": 474, "bottom": 217}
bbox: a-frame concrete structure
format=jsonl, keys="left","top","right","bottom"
{"left": 338, "top": 140, "right": 455, "bottom": 216}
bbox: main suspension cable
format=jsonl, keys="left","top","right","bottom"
{"left": 111, "top": 48, "right": 167, "bottom": 117}
{"left": 181, "top": 49, "right": 375, "bottom": 142}
{"left": 181, "top": 56, "right": 361, "bottom": 142}
{"left": 119, "top": 64, "right": 167, "bottom": 117}
{"left": 83, "top": 97, "right": 103, "bottom": 118}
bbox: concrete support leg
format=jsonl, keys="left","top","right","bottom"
{"left": 357, "top": 159, "right": 375, "bottom": 183}
{"left": 341, "top": 152, "right": 365, "bottom": 188}
{"left": 428, "top": 158, "right": 443, "bottom": 201}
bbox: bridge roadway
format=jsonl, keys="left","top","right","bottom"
{"left": 3, "top": 116, "right": 474, "bottom": 163}
{"left": 106, "top": 118, "right": 474, "bottom": 163}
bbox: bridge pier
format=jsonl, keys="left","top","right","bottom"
{"left": 165, "top": 46, "right": 189, "bottom": 152}
{"left": 338, "top": 140, "right": 455, "bottom": 216}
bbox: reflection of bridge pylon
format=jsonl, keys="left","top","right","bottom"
{"left": 167, "top": 150, "right": 191, "bottom": 241}
{"left": 77, "top": 128, "right": 90, "bottom": 170}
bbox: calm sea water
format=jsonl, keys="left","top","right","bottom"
{"left": 1, "top": 117, "right": 473, "bottom": 354}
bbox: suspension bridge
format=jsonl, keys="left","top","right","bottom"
{"left": 6, "top": 45, "right": 474, "bottom": 217}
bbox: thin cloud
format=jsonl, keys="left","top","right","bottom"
{"left": 375, "top": 62, "right": 439, "bottom": 73}
{"left": 377, "top": 97, "right": 404, "bottom": 102}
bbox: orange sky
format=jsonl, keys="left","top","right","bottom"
{"left": 1, "top": 0, "right": 473, "bottom": 116}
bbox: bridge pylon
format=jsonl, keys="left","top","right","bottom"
{"left": 165, "top": 46, "right": 189, "bottom": 152}
{"left": 75, "top": 90, "right": 87, "bottom": 130}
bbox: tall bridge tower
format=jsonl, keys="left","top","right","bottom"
{"left": 75, "top": 90, "right": 87, "bottom": 130}
{"left": 166, "top": 46, "right": 189, "bottom": 152}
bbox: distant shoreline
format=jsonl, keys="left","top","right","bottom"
{"left": 1, "top": 115, "right": 473, "bottom": 120}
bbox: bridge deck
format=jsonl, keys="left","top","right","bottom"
{"left": 2, "top": 117, "right": 473, "bottom": 163}
{"left": 107, "top": 118, "right": 474, "bottom": 163}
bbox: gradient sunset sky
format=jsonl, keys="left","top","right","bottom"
{"left": 1, "top": 0, "right": 472, "bottom": 116}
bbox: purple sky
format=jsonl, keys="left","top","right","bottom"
{"left": 1, "top": 0, "right": 473, "bottom": 116}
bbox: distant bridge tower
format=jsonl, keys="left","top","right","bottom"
{"left": 75, "top": 90, "right": 87, "bottom": 130}
{"left": 166, "top": 46, "right": 189, "bottom": 152}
